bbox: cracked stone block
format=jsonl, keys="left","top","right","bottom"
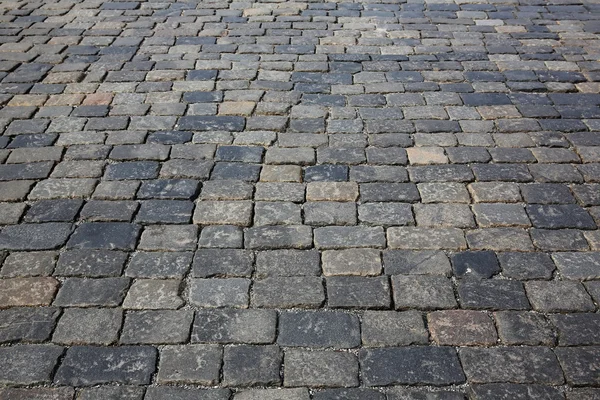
{"left": 383, "top": 250, "right": 451, "bottom": 276}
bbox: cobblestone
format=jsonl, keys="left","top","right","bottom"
{"left": 1, "top": 0, "right": 600, "bottom": 393}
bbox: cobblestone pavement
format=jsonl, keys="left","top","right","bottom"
{"left": 1, "top": 0, "right": 600, "bottom": 398}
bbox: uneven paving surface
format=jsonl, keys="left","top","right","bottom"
{"left": 1, "top": 0, "right": 600, "bottom": 398}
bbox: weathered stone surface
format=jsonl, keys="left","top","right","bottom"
{"left": 192, "top": 309, "right": 277, "bottom": 344}
{"left": 0, "top": 345, "right": 63, "bottom": 385}
{"left": 52, "top": 307, "right": 122, "bottom": 345}
{"left": 67, "top": 223, "right": 140, "bottom": 250}
{"left": 0, "top": 307, "right": 60, "bottom": 343}
{"left": 460, "top": 347, "right": 564, "bottom": 384}
{"left": 223, "top": 345, "right": 282, "bottom": 386}
{"left": 360, "top": 347, "right": 465, "bottom": 386}
{"left": 278, "top": 311, "right": 360, "bottom": 348}
{"left": 157, "top": 345, "right": 222, "bottom": 384}
{"left": 361, "top": 310, "right": 428, "bottom": 347}
{"left": 322, "top": 249, "right": 381, "bottom": 276}
{"left": 0, "top": 277, "right": 58, "bottom": 307}
{"left": 0, "top": 223, "right": 72, "bottom": 250}
{"left": 284, "top": 350, "right": 358, "bottom": 388}
{"left": 428, "top": 310, "right": 497, "bottom": 346}
{"left": 54, "top": 346, "right": 157, "bottom": 386}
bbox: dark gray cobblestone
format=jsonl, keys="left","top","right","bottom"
{"left": 1, "top": 0, "right": 600, "bottom": 395}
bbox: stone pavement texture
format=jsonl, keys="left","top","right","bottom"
{"left": 1, "top": 0, "right": 600, "bottom": 398}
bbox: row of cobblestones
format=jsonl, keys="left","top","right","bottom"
{"left": 1, "top": 0, "right": 600, "bottom": 398}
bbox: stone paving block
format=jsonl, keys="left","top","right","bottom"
{"left": 245, "top": 225, "right": 312, "bottom": 249}
{"left": 0, "top": 277, "right": 58, "bottom": 307}
{"left": 189, "top": 278, "right": 250, "bottom": 308}
{"left": 125, "top": 251, "right": 192, "bottom": 278}
{"left": 0, "top": 345, "right": 63, "bottom": 385}
{"left": 284, "top": 350, "right": 358, "bottom": 388}
{"left": 383, "top": 250, "right": 451, "bottom": 276}
{"left": 322, "top": 248, "right": 381, "bottom": 276}
{"left": 450, "top": 251, "right": 500, "bottom": 279}
{"left": 458, "top": 279, "right": 530, "bottom": 310}
{"left": 193, "top": 249, "right": 254, "bottom": 278}
{"left": 123, "top": 279, "right": 183, "bottom": 309}
{"left": 555, "top": 347, "right": 600, "bottom": 386}
{"left": 327, "top": 276, "right": 390, "bottom": 309}
{"left": 428, "top": 310, "right": 497, "bottom": 346}
{"left": 314, "top": 226, "right": 385, "bottom": 249}
{"left": 361, "top": 310, "right": 428, "bottom": 347}
{"left": 252, "top": 276, "right": 324, "bottom": 308}
{"left": 120, "top": 310, "right": 193, "bottom": 344}
{"left": 54, "top": 346, "right": 156, "bottom": 386}
{"left": 495, "top": 311, "right": 556, "bottom": 346}
{"left": 157, "top": 345, "right": 222, "bottom": 384}
{"left": 392, "top": 275, "right": 457, "bottom": 310}
{"left": 53, "top": 277, "right": 129, "bottom": 307}
{"left": 223, "top": 345, "right": 282, "bottom": 386}
{"left": 192, "top": 309, "right": 277, "bottom": 344}
{"left": 525, "top": 281, "right": 595, "bottom": 312}
{"left": 278, "top": 311, "right": 360, "bottom": 348}
{"left": 550, "top": 313, "right": 600, "bottom": 346}
{"left": 138, "top": 225, "right": 197, "bottom": 251}
{"left": 1, "top": 251, "right": 57, "bottom": 277}
{"left": 255, "top": 249, "right": 321, "bottom": 277}
{"left": 551, "top": 252, "right": 600, "bottom": 280}
{"left": 460, "top": 347, "right": 564, "bottom": 384}
{"left": 360, "top": 347, "right": 465, "bottom": 386}
{"left": 55, "top": 249, "right": 127, "bottom": 277}
{"left": 0, "top": 223, "right": 72, "bottom": 250}
{"left": 52, "top": 308, "right": 122, "bottom": 345}
{"left": 67, "top": 223, "right": 140, "bottom": 250}
{"left": 0, "top": 307, "right": 60, "bottom": 343}
{"left": 496, "top": 252, "right": 555, "bottom": 280}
